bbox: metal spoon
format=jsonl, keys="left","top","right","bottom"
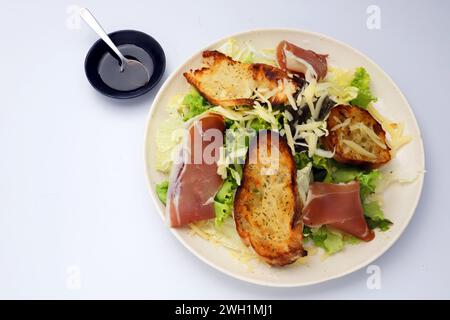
{"left": 79, "top": 8, "right": 149, "bottom": 83}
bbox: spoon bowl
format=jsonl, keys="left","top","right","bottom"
{"left": 80, "top": 7, "right": 150, "bottom": 90}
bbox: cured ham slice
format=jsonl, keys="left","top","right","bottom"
{"left": 277, "top": 40, "right": 328, "bottom": 80}
{"left": 302, "top": 181, "right": 374, "bottom": 241}
{"left": 166, "top": 113, "right": 225, "bottom": 227}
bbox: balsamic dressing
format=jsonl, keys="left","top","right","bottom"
{"left": 98, "top": 44, "right": 154, "bottom": 91}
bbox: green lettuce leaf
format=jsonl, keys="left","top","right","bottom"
{"left": 363, "top": 201, "right": 392, "bottom": 231}
{"left": 155, "top": 181, "right": 169, "bottom": 205}
{"left": 303, "top": 225, "right": 362, "bottom": 254}
{"left": 215, "top": 180, "right": 235, "bottom": 203}
{"left": 214, "top": 201, "right": 232, "bottom": 226}
{"left": 214, "top": 178, "right": 237, "bottom": 226}
{"left": 330, "top": 163, "right": 380, "bottom": 201}
{"left": 311, "top": 155, "right": 333, "bottom": 182}
{"left": 366, "top": 217, "right": 393, "bottom": 231}
{"left": 363, "top": 200, "right": 385, "bottom": 220}
{"left": 303, "top": 226, "right": 344, "bottom": 254}
{"left": 358, "top": 170, "right": 381, "bottom": 200}
{"left": 181, "top": 91, "right": 210, "bottom": 121}
{"left": 294, "top": 152, "right": 311, "bottom": 170}
{"left": 294, "top": 152, "right": 333, "bottom": 182}
{"left": 343, "top": 234, "right": 361, "bottom": 245}
{"left": 350, "top": 67, "right": 377, "bottom": 108}
{"left": 228, "top": 165, "right": 243, "bottom": 186}
{"left": 249, "top": 117, "right": 272, "bottom": 131}
{"left": 331, "top": 163, "right": 362, "bottom": 183}
{"left": 323, "top": 230, "right": 344, "bottom": 254}
{"left": 242, "top": 52, "right": 254, "bottom": 64}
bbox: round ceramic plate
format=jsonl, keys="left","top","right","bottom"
{"left": 144, "top": 29, "right": 425, "bottom": 287}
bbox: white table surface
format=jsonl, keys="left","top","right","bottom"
{"left": 0, "top": 0, "right": 448, "bottom": 299}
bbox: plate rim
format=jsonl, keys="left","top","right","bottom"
{"left": 143, "top": 28, "right": 425, "bottom": 287}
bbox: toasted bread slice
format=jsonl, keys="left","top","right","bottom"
{"left": 322, "top": 104, "right": 391, "bottom": 168}
{"left": 234, "top": 131, "right": 305, "bottom": 266}
{"left": 183, "top": 51, "right": 298, "bottom": 107}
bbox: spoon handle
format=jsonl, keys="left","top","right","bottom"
{"left": 79, "top": 8, "right": 126, "bottom": 63}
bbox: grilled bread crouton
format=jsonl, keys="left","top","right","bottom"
{"left": 234, "top": 131, "right": 305, "bottom": 266}
{"left": 183, "top": 51, "right": 298, "bottom": 107}
{"left": 322, "top": 104, "right": 391, "bottom": 168}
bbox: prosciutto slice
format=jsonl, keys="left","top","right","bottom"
{"left": 166, "top": 113, "right": 225, "bottom": 227}
{"left": 302, "top": 181, "right": 374, "bottom": 241}
{"left": 277, "top": 40, "right": 328, "bottom": 80}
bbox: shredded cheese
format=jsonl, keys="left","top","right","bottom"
{"left": 253, "top": 88, "right": 274, "bottom": 112}
{"left": 304, "top": 132, "right": 318, "bottom": 157}
{"left": 297, "top": 162, "right": 312, "bottom": 204}
{"left": 248, "top": 101, "right": 279, "bottom": 130}
{"left": 282, "top": 78, "right": 298, "bottom": 111}
{"left": 292, "top": 120, "right": 328, "bottom": 157}
{"left": 331, "top": 118, "right": 351, "bottom": 131}
{"left": 302, "top": 79, "right": 317, "bottom": 119}
{"left": 315, "top": 148, "right": 335, "bottom": 158}
{"left": 314, "top": 94, "right": 327, "bottom": 119}
{"left": 188, "top": 219, "right": 259, "bottom": 266}
{"left": 210, "top": 106, "right": 255, "bottom": 122}
{"left": 296, "top": 85, "right": 305, "bottom": 106}
{"left": 342, "top": 139, "right": 377, "bottom": 158}
{"left": 294, "top": 120, "right": 326, "bottom": 133}
{"left": 367, "top": 105, "right": 412, "bottom": 153}
{"left": 283, "top": 118, "right": 296, "bottom": 155}
{"left": 349, "top": 122, "right": 387, "bottom": 149}
{"left": 284, "top": 110, "right": 293, "bottom": 122}
{"left": 216, "top": 147, "right": 228, "bottom": 179}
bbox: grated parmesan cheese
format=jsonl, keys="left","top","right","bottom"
{"left": 367, "top": 105, "right": 412, "bottom": 153}
{"left": 283, "top": 117, "right": 296, "bottom": 155}
{"left": 349, "top": 122, "right": 387, "bottom": 149}
{"left": 342, "top": 139, "right": 377, "bottom": 158}
{"left": 331, "top": 118, "right": 351, "bottom": 131}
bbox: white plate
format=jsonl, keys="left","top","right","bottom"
{"left": 144, "top": 29, "right": 425, "bottom": 287}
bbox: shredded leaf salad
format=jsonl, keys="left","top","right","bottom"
{"left": 154, "top": 39, "right": 413, "bottom": 262}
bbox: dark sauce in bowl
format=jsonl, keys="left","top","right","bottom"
{"left": 84, "top": 30, "right": 165, "bottom": 99}
{"left": 98, "top": 44, "right": 153, "bottom": 91}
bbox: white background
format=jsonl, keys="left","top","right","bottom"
{"left": 0, "top": 0, "right": 448, "bottom": 299}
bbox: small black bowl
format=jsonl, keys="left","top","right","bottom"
{"left": 84, "top": 30, "right": 165, "bottom": 99}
